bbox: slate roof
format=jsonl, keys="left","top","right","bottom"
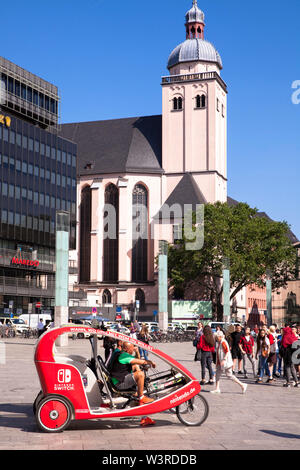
{"left": 155, "top": 173, "right": 207, "bottom": 220}
{"left": 59, "top": 115, "right": 163, "bottom": 176}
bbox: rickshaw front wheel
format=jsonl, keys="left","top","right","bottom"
{"left": 176, "top": 393, "right": 209, "bottom": 426}
{"left": 36, "top": 395, "right": 73, "bottom": 433}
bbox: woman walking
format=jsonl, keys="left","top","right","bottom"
{"left": 280, "top": 326, "right": 299, "bottom": 387}
{"left": 197, "top": 325, "right": 215, "bottom": 385}
{"left": 211, "top": 330, "right": 247, "bottom": 394}
{"left": 255, "top": 329, "right": 270, "bottom": 383}
{"left": 138, "top": 324, "right": 151, "bottom": 360}
{"left": 239, "top": 326, "right": 256, "bottom": 379}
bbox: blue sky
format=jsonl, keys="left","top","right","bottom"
{"left": 2, "top": 0, "right": 300, "bottom": 239}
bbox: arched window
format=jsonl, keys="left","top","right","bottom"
{"left": 173, "top": 96, "right": 183, "bottom": 111}
{"left": 132, "top": 184, "right": 148, "bottom": 282}
{"left": 102, "top": 289, "right": 112, "bottom": 305}
{"left": 103, "top": 183, "right": 119, "bottom": 282}
{"left": 196, "top": 94, "right": 206, "bottom": 109}
{"left": 79, "top": 186, "right": 91, "bottom": 282}
{"left": 135, "top": 288, "right": 146, "bottom": 312}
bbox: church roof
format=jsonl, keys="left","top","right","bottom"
{"left": 168, "top": 38, "right": 223, "bottom": 70}
{"left": 59, "top": 115, "right": 163, "bottom": 176}
{"left": 155, "top": 173, "right": 207, "bottom": 220}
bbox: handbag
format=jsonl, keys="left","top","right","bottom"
{"left": 193, "top": 338, "right": 198, "bottom": 348}
{"left": 195, "top": 349, "right": 202, "bottom": 361}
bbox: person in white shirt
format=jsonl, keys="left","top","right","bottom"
{"left": 210, "top": 330, "right": 247, "bottom": 395}
{"left": 37, "top": 319, "right": 44, "bottom": 337}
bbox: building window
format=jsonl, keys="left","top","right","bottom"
{"left": 79, "top": 186, "right": 92, "bottom": 283}
{"left": 217, "top": 98, "right": 220, "bottom": 112}
{"left": 173, "top": 96, "right": 183, "bottom": 111}
{"left": 173, "top": 224, "right": 182, "bottom": 242}
{"left": 132, "top": 184, "right": 148, "bottom": 282}
{"left": 103, "top": 183, "right": 119, "bottom": 282}
{"left": 196, "top": 94, "right": 206, "bottom": 109}
{"left": 135, "top": 288, "right": 146, "bottom": 311}
{"left": 102, "top": 289, "right": 112, "bottom": 305}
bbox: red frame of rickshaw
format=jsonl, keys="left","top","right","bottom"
{"left": 34, "top": 325, "right": 201, "bottom": 421}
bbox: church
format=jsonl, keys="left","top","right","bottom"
{"left": 60, "top": 1, "right": 230, "bottom": 320}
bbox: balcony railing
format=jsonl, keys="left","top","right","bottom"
{"left": 0, "top": 276, "right": 86, "bottom": 300}
{"left": 0, "top": 276, "right": 55, "bottom": 298}
{"left": 161, "top": 71, "right": 227, "bottom": 91}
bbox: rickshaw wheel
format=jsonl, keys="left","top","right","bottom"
{"left": 33, "top": 391, "right": 44, "bottom": 415}
{"left": 176, "top": 393, "right": 209, "bottom": 426}
{"left": 36, "top": 395, "right": 72, "bottom": 433}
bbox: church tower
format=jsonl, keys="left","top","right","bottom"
{"left": 162, "top": 0, "right": 227, "bottom": 203}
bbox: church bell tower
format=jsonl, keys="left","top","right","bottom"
{"left": 162, "top": 0, "right": 227, "bottom": 204}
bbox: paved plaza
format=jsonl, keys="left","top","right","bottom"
{"left": 0, "top": 336, "right": 300, "bottom": 451}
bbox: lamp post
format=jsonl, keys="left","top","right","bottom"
{"left": 223, "top": 257, "right": 230, "bottom": 323}
{"left": 266, "top": 269, "right": 273, "bottom": 327}
{"left": 158, "top": 240, "right": 168, "bottom": 331}
{"left": 54, "top": 211, "right": 70, "bottom": 346}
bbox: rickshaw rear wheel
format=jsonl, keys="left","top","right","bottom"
{"left": 36, "top": 395, "right": 73, "bottom": 433}
{"left": 176, "top": 393, "right": 209, "bottom": 426}
{"left": 33, "top": 391, "right": 44, "bottom": 415}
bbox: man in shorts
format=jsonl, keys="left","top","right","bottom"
{"left": 109, "top": 341, "right": 156, "bottom": 405}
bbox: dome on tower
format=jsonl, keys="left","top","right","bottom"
{"left": 167, "top": 38, "right": 223, "bottom": 70}
{"left": 185, "top": 0, "right": 205, "bottom": 25}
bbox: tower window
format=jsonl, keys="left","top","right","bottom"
{"left": 196, "top": 94, "right": 206, "bottom": 109}
{"left": 173, "top": 96, "right": 183, "bottom": 111}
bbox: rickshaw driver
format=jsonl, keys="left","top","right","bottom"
{"left": 109, "top": 341, "right": 156, "bottom": 405}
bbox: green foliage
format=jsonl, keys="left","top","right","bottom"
{"left": 168, "top": 202, "right": 297, "bottom": 310}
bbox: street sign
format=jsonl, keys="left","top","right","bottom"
{"left": 136, "top": 300, "right": 140, "bottom": 309}
{"left": 36, "top": 302, "right": 41, "bottom": 308}
{"left": 153, "top": 310, "right": 158, "bottom": 317}
{"left": 92, "top": 307, "right": 97, "bottom": 317}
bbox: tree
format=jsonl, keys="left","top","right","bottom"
{"left": 168, "top": 202, "right": 297, "bottom": 321}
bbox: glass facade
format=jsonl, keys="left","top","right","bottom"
{"left": 0, "top": 112, "right": 76, "bottom": 249}
{"left": 0, "top": 112, "right": 77, "bottom": 316}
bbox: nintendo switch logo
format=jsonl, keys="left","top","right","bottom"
{"left": 58, "top": 369, "right": 71, "bottom": 383}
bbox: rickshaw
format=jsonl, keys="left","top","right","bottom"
{"left": 33, "top": 325, "right": 209, "bottom": 432}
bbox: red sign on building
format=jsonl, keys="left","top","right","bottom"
{"left": 11, "top": 257, "right": 40, "bottom": 267}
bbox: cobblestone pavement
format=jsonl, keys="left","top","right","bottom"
{"left": 0, "top": 336, "right": 300, "bottom": 451}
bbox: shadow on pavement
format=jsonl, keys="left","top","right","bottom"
{"left": 260, "top": 429, "right": 300, "bottom": 439}
{"left": 0, "top": 402, "right": 176, "bottom": 433}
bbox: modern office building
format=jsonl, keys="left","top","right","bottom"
{"left": 0, "top": 56, "right": 77, "bottom": 316}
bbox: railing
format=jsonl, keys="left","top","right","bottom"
{"left": 0, "top": 275, "right": 55, "bottom": 297}
{"left": 161, "top": 71, "right": 227, "bottom": 91}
